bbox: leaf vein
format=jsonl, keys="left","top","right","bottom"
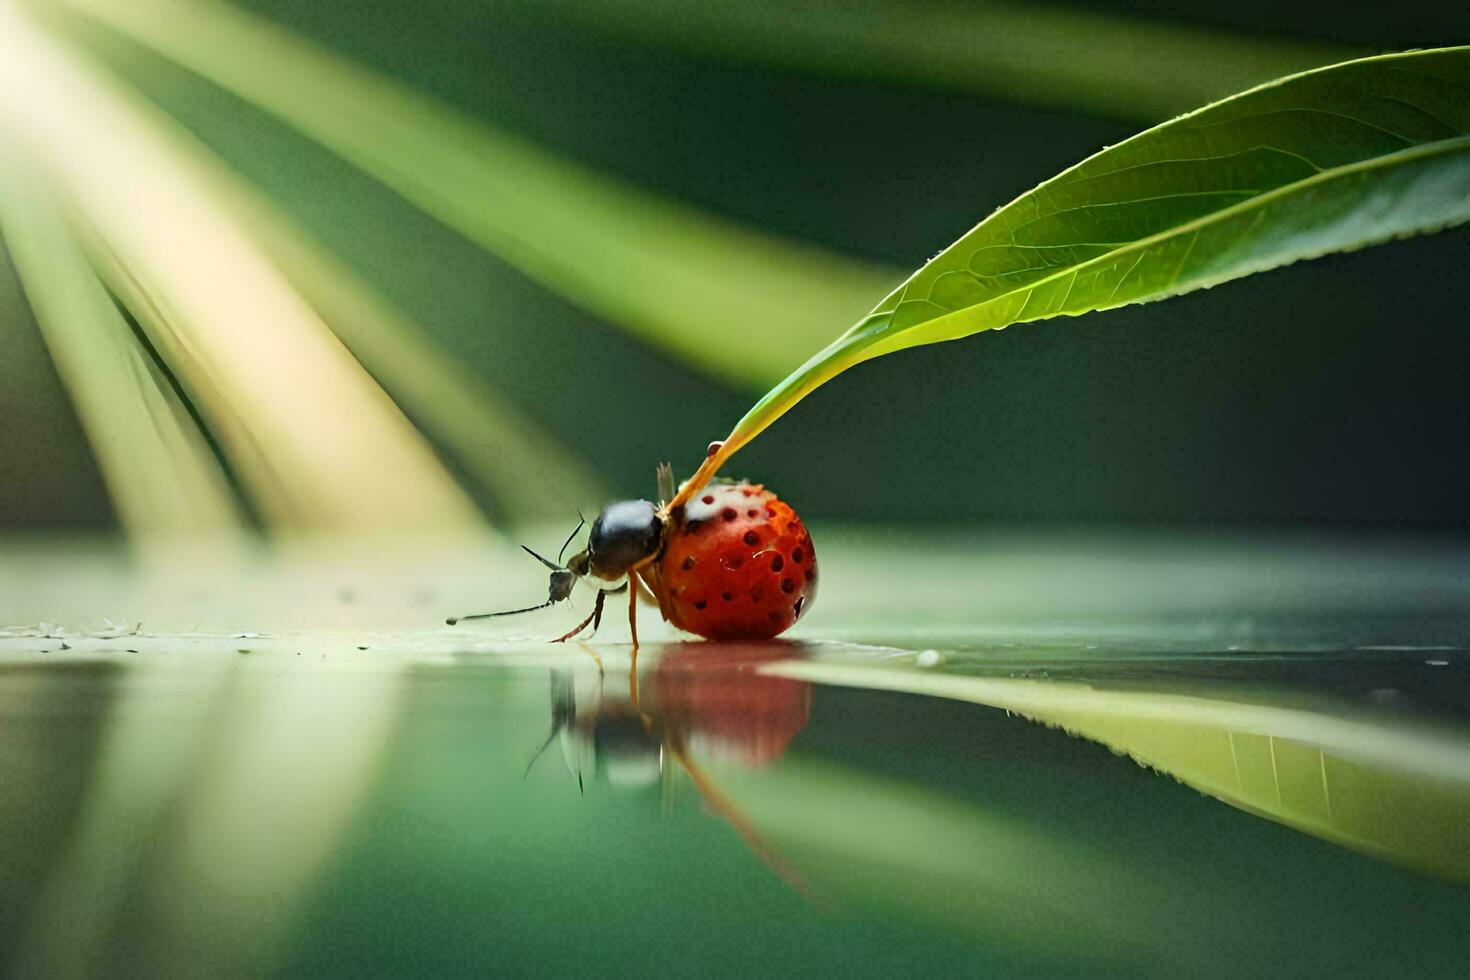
{"left": 1107, "top": 252, "right": 1146, "bottom": 303}
{"left": 1010, "top": 190, "right": 1262, "bottom": 240}
{"left": 1188, "top": 105, "right": 1417, "bottom": 146}
{"left": 1169, "top": 230, "right": 1200, "bottom": 287}
{"left": 1063, "top": 147, "right": 1321, "bottom": 188}
{"left": 1353, "top": 87, "right": 1466, "bottom": 137}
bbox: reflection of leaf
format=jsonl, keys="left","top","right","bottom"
{"left": 765, "top": 660, "right": 1470, "bottom": 881}
{"left": 51, "top": 0, "right": 899, "bottom": 388}
{"left": 676, "top": 48, "right": 1470, "bottom": 503}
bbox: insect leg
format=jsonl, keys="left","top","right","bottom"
{"left": 552, "top": 593, "right": 602, "bottom": 643}
{"left": 627, "top": 576, "right": 640, "bottom": 650}
{"left": 626, "top": 578, "right": 642, "bottom": 701}
{"left": 591, "top": 586, "right": 609, "bottom": 632}
{"left": 631, "top": 573, "right": 659, "bottom": 607}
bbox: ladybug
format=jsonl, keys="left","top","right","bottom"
{"left": 447, "top": 464, "right": 817, "bottom": 643}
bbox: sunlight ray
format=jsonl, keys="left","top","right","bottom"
{"left": 47, "top": 0, "right": 900, "bottom": 388}
{"left": 0, "top": 2, "right": 485, "bottom": 536}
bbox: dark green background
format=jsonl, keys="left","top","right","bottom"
{"left": 3, "top": 0, "right": 1468, "bottom": 528}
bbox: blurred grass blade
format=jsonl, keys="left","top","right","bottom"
{"left": 122, "top": 658, "right": 404, "bottom": 976}
{"left": 765, "top": 660, "right": 1470, "bottom": 880}
{"left": 188, "top": 149, "right": 608, "bottom": 522}
{"left": 517, "top": 0, "right": 1364, "bottom": 124}
{"left": 679, "top": 47, "right": 1470, "bottom": 499}
{"left": 0, "top": 4, "right": 483, "bottom": 536}
{"left": 0, "top": 146, "right": 247, "bottom": 551}
{"left": 55, "top": 0, "right": 899, "bottom": 388}
{"left": 716, "top": 759, "right": 1164, "bottom": 952}
{"left": 11, "top": 653, "right": 235, "bottom": 979}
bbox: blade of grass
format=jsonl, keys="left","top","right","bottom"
{"left": 183, "top": 137, "right": 609, "bottom": 523}
{"left": 515, "top": 0, "right": 1366, "bottom": 124}
{"left": 0, "top": 143, "right": 247, "bottom": 552}
{"left": 52, "top": 0, "right": 900, "bottom": 389}
{"left": 0, "top": 3, "right": 484, "bottom": 536}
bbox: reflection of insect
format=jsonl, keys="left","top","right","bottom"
{"left": 532, "top": 645, "right": 812, "bottom": 788}
{"left": 448, "top": 464, "right": 817, "bottom": 644}
{"left": 526, "top": 646, "right": 817, "bottom": 898}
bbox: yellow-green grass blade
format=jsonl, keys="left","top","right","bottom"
{"left": 183, "top": 145, "right": 609, "bottom": 523}
{"left": 52, "top": 0, "right": 899, "bottom": 389}
{"left": 678, "top": 47, "right": 1470, "bottom": 499}
{"left": 0, "top": 3, "right": 483, "bottom": 537}
{"left": 517, "top": 0, "right": 1364, "bottom": 124}
{"left": 0, "top": 145, "right": 247, "bottom": 553}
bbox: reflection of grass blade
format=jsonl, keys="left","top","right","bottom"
{"left": 675, "top": 47, "right": 1470, "bottom": 501}
{"left": 0, "top": 148, "right": 246, "bottom": 551}
{"left": 766, "top": 660, "right": 1470, "bottom": 881}
{"left": 54, "top": 0, "right": 899, "bottom": 388}
{"left": 9, "top": 653, "right": 235, "bottom": 979}
{"left": 715, "top": 759, "right": 1163, "bottom": 957}
{"left": 516, "top": 0, "right": 1363, "bottom": 123}
{"left": 0, "top": 4, "right": 482, "bottom": 535}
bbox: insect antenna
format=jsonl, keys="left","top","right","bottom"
{"left": 521, "top": 544, "right": 562, "bottom": 571}
{"left": 445, "top": 542, "right": 578, "bottom": 625}
{"left": 557, "top": 514, "right": 586, "bottom": 564}
{"left": 445, "top": 600, "right": 557, "bottom": 626}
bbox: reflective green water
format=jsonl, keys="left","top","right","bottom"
{"left": 1, "top": 641, "right": 1467, "bottom": 977}
{"left": 2, "top": 531, "right": 1469, "bottom": 976}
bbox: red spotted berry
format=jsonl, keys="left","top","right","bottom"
{"left": 657, "top": 482, "right": 817, "bottom": 640}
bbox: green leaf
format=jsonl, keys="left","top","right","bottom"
{"left": 679, "top": 47, "right": 1470, "bottom": 499}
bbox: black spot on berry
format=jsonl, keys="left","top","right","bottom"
{"left": 693, "top": 600, "right": 707, "bottom": 610}
{"left": 721, "top": 591, "right": 733, "bottom": 602}
{"left": 770, "top": 555, "right": 784, "bottom": 572}
{"left": 721, "top": 507, "right": 737, "bottom": 521}
{"left": 701, "top": 494, "right": 715, "bottom": 505}
{"left": 791, "top": 547, "right": 804, "bottom": 563}
{"left": 780, "top": 578, "right": 796, "bottom": 593}
{"left": 746, "top": 508, "right": 758, "bottom": 518}
{"left": 743, "top": 530, "right": 760, "bottom": 546}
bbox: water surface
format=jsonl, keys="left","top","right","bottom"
{"left": 2, "top": 528, "right": 1468, "bottom": 976}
